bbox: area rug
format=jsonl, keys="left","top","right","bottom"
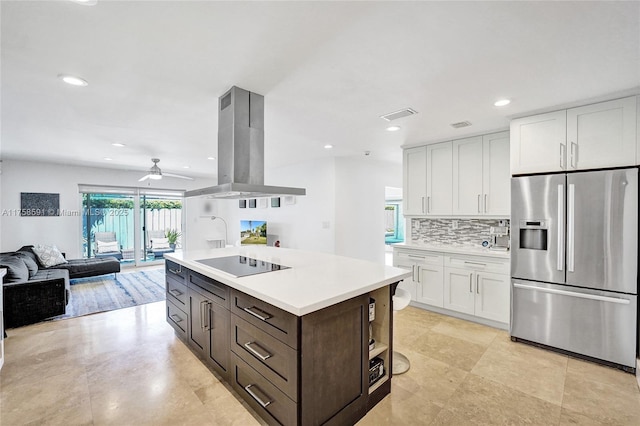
{"left": 50, "top": 268, "right": 166, "bottom": 321}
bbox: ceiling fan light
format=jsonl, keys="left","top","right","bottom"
{"left": 149, "top": 174, "right": 162, "bottom": 180}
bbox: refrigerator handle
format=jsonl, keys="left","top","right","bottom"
{"left": 557, "top": 184, "right": 564, "bottom": 271}
{"left": 567, "top": 183, "right": 575, "bottom": 272}
{"left": 513, "top": 283, "right": 630, "bottom": 305}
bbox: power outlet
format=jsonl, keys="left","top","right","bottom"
{"left": 451, "top": 220, "right": 459, "bottom": 230}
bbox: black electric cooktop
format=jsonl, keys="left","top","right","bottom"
{"left": 195, "top": 255, "right": 290, "bottom": 278}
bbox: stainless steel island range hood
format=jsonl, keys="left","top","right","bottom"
{"left": 185, "top": 86, "right": 306, "bottom": 199}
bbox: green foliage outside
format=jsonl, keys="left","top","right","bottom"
{"left": 83, "top": 196, "right": 182, "bottom": 210}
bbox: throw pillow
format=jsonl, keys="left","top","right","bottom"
{"left": 151, "top": 237, "right": 170, "bottom": 250}
{"left": 32, "top": 244, "right": 68, "bottom": 268}
{"left": 11, "top": 252, "right": 39, "bottom": 278}
{"left": 0, "top": 256, "right": 30, "bottom": 283}
{"left": 96, "top": 240, "right": 119, "bottom": 254}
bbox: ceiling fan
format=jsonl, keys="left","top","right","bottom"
{"left": 138, "top": 158, "right": 194, "bottom": 182}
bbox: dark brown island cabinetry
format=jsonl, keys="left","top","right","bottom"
{"left": 165, "top": 261, "right": 395, "bottom": 426}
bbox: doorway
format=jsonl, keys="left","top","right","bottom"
{"left": 385, "top": 186, "right": 404, "bottom": 265}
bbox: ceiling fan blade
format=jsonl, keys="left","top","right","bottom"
{"left": 163, "top": 173, "right": 194, "bottom": 181}
{"left": 138, "top": 174, "right": 151, "bottom": 182}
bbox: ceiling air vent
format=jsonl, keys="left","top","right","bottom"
{"left": 450, "top": 121, "right": 472, "bottom": 128}
{"left": 379, "top": 108, "right": 418, "bottom": 122}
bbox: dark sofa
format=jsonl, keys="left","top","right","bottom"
{"left": 0, "top": 246, "right": 121, "bottom": 328}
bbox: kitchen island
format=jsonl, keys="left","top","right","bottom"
{"left": 164, "top": 247, "right": 410, "bottom": 426}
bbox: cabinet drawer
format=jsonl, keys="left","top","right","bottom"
{"left": 395, "top": 250, "right": 443, "bottom": 266}
{"left": 188, "top": 271, "right": 229, "bottom": 308}
{"left": 444, "top": 255, "right": 509, "bottom": 274}
{"left": 166, "top": 299, "right": 187, "bottom": 340}
{"left": 166, "top": 275, "right": 187, "bottom": 307}
{"left": 231, "top": 290, "right": 299, "bottom": 349}
{"left": 231, "top": 353, "right": 297, "bottom": 426}
{"left": 231, "top": 314, "right": 298, "bottom": 401}
{"left": 165, "top": 260, "right": 186, "bottom": 281}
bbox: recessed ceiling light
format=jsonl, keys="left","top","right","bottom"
{"left": 71, "top": 0, "right": 98, "bottom": 5}
{"left": 183, "top": 166, "right": 190, "bottom": 169}
{"left": 103, "top": 157, "right": 112, "bottom": 161}
{"left": 207, "top": 156, "right": 216, "bottom": 160}
{"left": 494, "top": 99, "right": 511, "bottom": 107}
{"left": 324, "top": 144, "right": 333, "bottom": 149}
{"left": 111, "top": 143, "right": 125, "bottom": 147}
{"left": 58, "top": 74, "right": 88, "bottom": 86}
{"left": 386, "top": 125, "right": 401, "bottom": 132}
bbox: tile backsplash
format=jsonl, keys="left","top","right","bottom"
{"left": 411, "top": 218, "right": 509, "bottom": 247}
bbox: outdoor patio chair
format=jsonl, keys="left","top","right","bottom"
{"left": 94, "top": 232, "right": 123, "bottom": 260}
{"left": 147, "top": 230, "right": 174, "bottom": 259}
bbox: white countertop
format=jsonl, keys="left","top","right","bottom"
{"left": 392, "top": 243, "right": 511, "bottom": 259}
{"left": 165, "top": 247, "right": 411, "bottom": 316}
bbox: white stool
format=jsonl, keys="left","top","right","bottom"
{"left": 392, "top": 287, "right": 411, "bottom": 375}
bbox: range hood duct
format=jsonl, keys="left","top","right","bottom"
{"left": 185, "top": 86, "right": 306, "bottom": 199}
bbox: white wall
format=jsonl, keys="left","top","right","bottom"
{"left": 334, "top": 157, "right": 402, "bottom": 263}
{"left": 0, "top": 160, "right": 215, "bottom": 257}
{"left": 186, "top": 157, "right": 336, "bottom": 253}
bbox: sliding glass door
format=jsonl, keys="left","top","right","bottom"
{"left": 140, "top": 192, "right": 183, "bottom": 263}
{"left": 80, "top": 186, "right": 184, "bottom": 266}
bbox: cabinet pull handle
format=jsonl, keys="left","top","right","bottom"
{"left": 407, "top": 255, "right": 425, "bottom": 259}
{"left": 244, "top": 341, "right": 273, "bottom": 361}
{"left": 169, "top": 314, "right": 183, "bottom": 323}
{"left": 416, "top": 265, "right": 421, "bottom": 284}
{"left": 205, "top": 302, "right": 212, "bottom": 331}
{"left": 560, "top": 144, "right": 565, "bottom": 169}
{"left": 570, "top": 142, "right": 577, "bottom": 168}
{"left": 469, "top": 274, "right": 473, "bottom": 293}
{"left": 427, "top": 196, "right": 431, "bottom": 213}
{"left": 484, "top": 194, "right": 488, "bottom": 213}
{"left": 477, "top": 194, "right": 481, "bottom": 213}
{"left": 464, "top": 261, "right": 486, "bottom": 267}
{"left": 169, "top": 288, "right": 182, "bottom": 297}
{"left": 421, "top": 196, "right": 425, "bottom": 214}
{"left": 200, "top": 300, "right": 206, "bottom": 330}
{"left": 243, "top": 306, "right": 273, "bottom": 322}
{"left": 476, "top": 274, "right": 480, "bottom": 294}
{"left": 244, "top": 384, "right": 272, "bottom": 408}
{"left": 168, "top": 267, "right": 182, "bottom": 275}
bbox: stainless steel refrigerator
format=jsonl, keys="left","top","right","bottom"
{"left": 510, "top": 168, "right": 638, "bottom": 371}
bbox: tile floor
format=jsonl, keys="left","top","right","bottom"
{"left": 1, "top": 302, "right": 639, "bottom": 425}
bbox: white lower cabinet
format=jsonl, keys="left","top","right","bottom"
{"left": 443, "top": 255, "right": 510, "bottom": 324}
{"left": 393, "top": 249, "right": 443, "bottom": 308}
{"left": 475, "top": 272, "right": 510, "bottom": 323}
{"left": 393, "top": 248, "right": 510, "bottom": 326}
{"left": 415, "top": 263, "right": 444, "bottom": 307}
{"left": 443, "top": 267, "right": 475, "bottom": 315}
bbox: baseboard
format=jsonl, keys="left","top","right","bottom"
{"left": 408, "top": 301, "right": 509, "bottom": 331}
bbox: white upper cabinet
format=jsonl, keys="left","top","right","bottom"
{"left": 403, "top": 146, "right": 427, "bottom": 215}
{"left": 511, "top": 96, "right": 638, "bottom": 175}
{"left": 452, "top": 132, "right": 510, "bottom": 216}
{"left": 482, "top": 132, "right": 510, "bottom": 216}
{"left": 566, "top": 96, "right": 637, "bottom": 170}
{"left": 452, "top": 136, "right": 484, "bottom": 215}
{"left": 426, "top": 142, "right": 453, "bottom": 215}
{"left": 510, "top": 110, "right": 567, "bottom": 175}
